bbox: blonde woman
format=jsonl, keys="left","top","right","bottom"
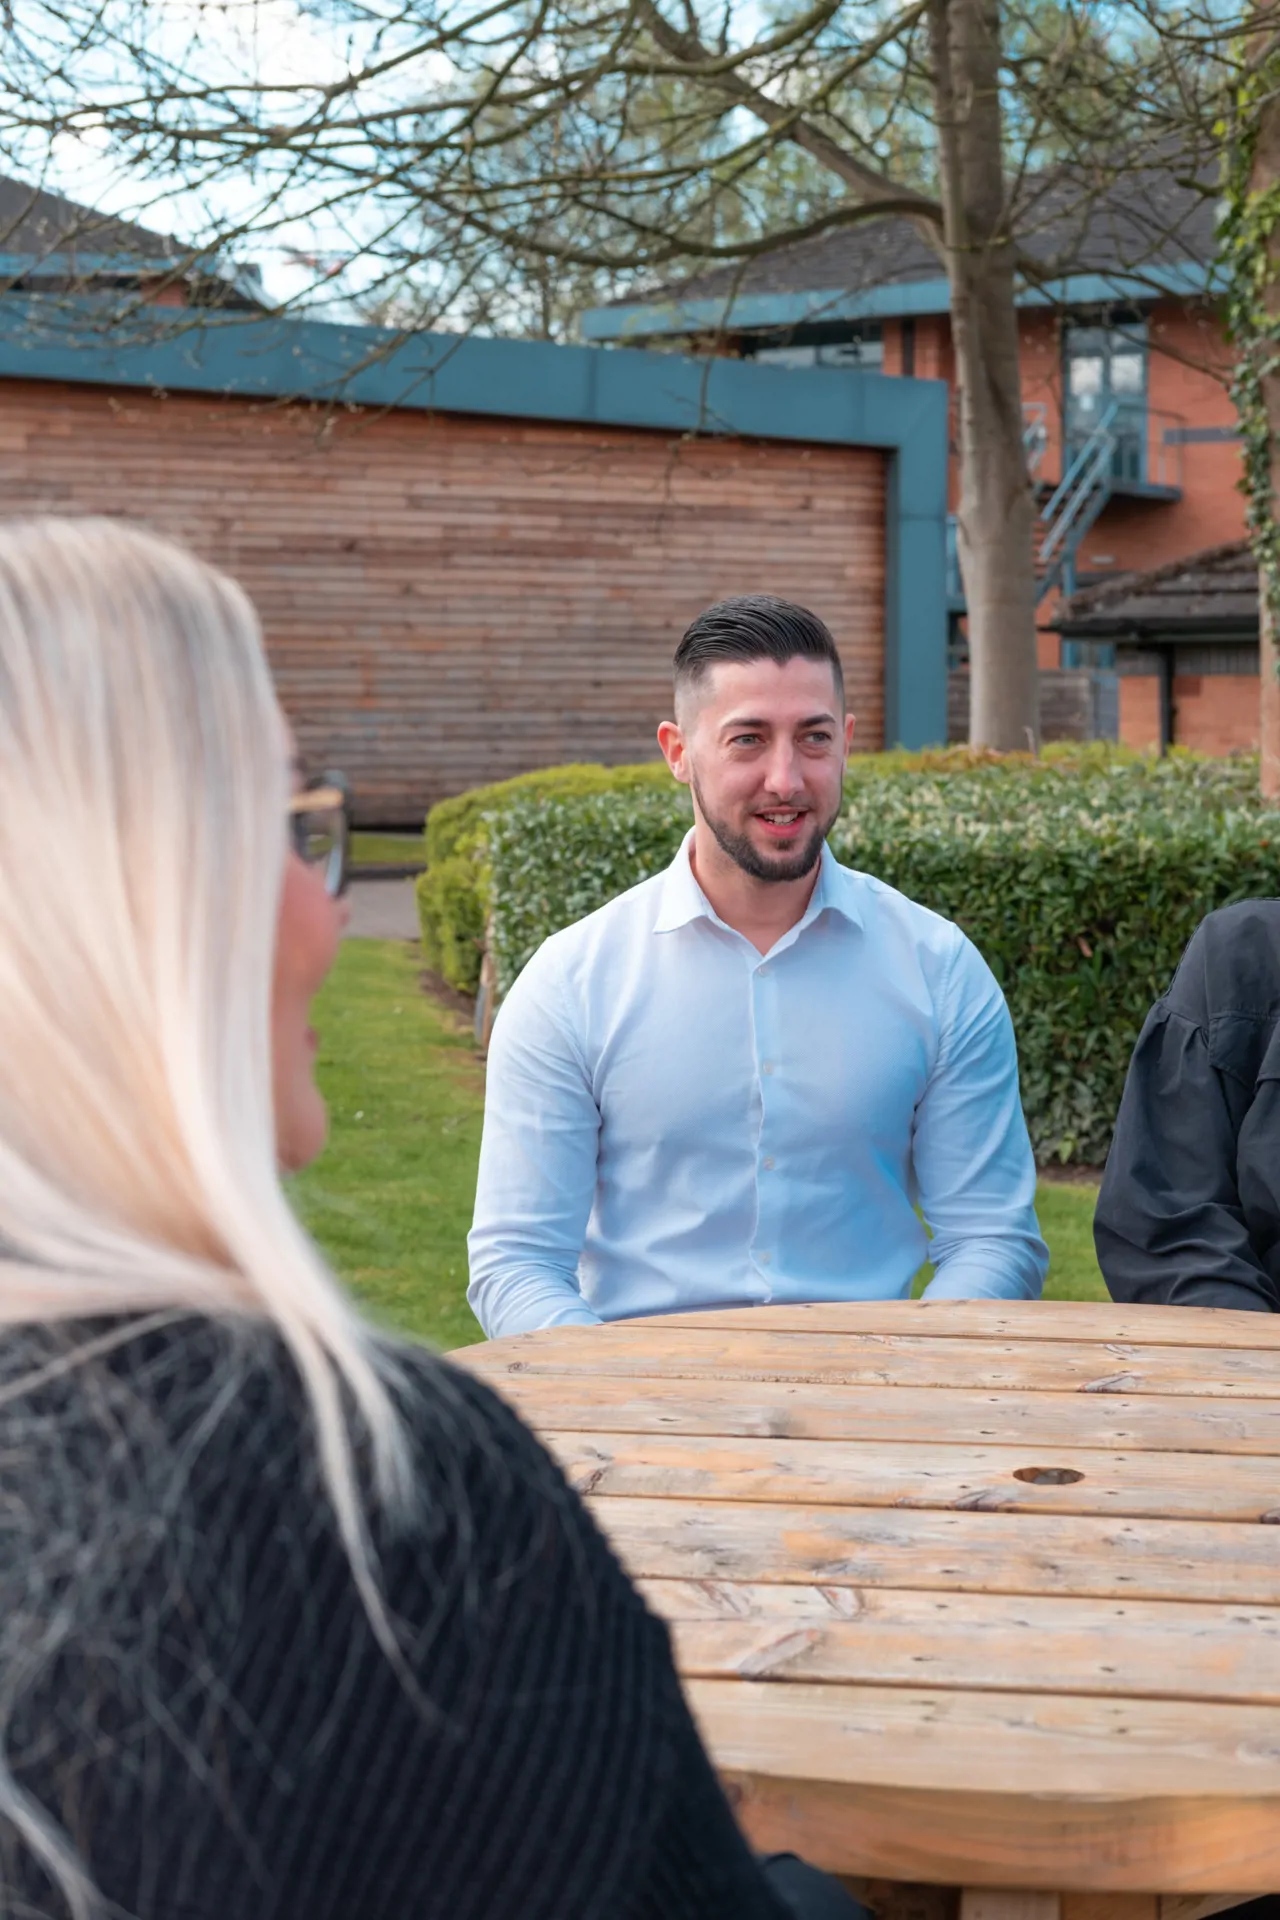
{"left": 0, "top": 518, "right": 864, "bottom": 1920}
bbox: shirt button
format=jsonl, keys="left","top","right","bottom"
{"left": 762, "top": 1060, "right": 774, "bottom": 1075}
{"left": 761, "top": 1155, "right": 776, "bottom": 1171}
{"left": 759, "top": 1251, "right": 772, "bottom": 1266}
{"left": 757, "top": 963, "right": 770, "bottom": 977}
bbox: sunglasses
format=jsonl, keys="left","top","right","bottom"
{"left": 288, "top": 771, "right": 351, "bottom": 899}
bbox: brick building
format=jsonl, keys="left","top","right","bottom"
{"left": 583, "top": 157, "right": 1253, "bottom": 752}
{"left": 0, "top": 172, "right": 263, "bottom": 307}
{"left": 1058, "top": 543, "right": 1258, "bottom": 754}
{"left": 0, "top": 304, "right": 946, "bottom": 820}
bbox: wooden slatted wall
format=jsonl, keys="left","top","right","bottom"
{"left": 0, "top": 378, "right": 888, "bottom": 822}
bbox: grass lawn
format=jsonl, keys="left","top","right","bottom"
{"left": 350, "top": 830, "right": 426, "bottom": 869}
{"left": 292, "top": 938, "right": 1106, "bottom": 1350}
{"left": 291, "top": 939, "right": 484, "bottom": 1350}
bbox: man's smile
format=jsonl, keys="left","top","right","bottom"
{"left": 754, "top": 807, "right": 810, "bottom": 838}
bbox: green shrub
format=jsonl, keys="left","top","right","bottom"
{"left": 481, "top": 750, "right": 1279, "bottom": 1166}
{"left": 421, "top": 747, "right": 1253, "bottom": 995}
{"left": 830, "top": 771, "right": 1280, "bottom": 1163}
{"left": 419, "top": 761, "right": 673, "bottom": 991}
{"left": 488, "top": 788, "right": 692, "bottom": 993}
{"left": 425, "top": 761, "right": 672, "bottom": 867}
{"left": 415, "top": 854, "right": 489, "bottom": 992}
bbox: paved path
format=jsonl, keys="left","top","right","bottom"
{"left": 344, "top": 877, "right": 421, "bottom": 940}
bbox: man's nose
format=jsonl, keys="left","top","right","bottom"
{"left": 762, "top": 744, "right": 804, "bottom": 798}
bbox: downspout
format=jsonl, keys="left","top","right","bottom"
{"left": 1157, "top": 642, "right": 1176, "bottom": 756}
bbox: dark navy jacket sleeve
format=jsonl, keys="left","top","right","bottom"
{"left": 1095, "top": 900, "right": 1280, "bottom": 1313}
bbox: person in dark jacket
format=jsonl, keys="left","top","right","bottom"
{"left": 0, "top": 516, "right": 862, "bottom": 1920}
{"left": 1095, "top": 899, "right": 1280, "bottom": 1312}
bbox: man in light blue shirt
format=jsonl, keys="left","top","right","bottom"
{"left": 468, "top": 595, "right": 1047, "bottom": 1338}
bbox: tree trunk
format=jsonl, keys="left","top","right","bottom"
{"left": 928, "top": 0, "right": 1040, "bottom": 751}
{"left": 1262, "top": 595, "right": 1280, "bottom": 797}
{"left": 1249, "top": 14, "right": 1280, "bottom": 797}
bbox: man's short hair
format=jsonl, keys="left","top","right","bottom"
{"left": 673, "top": 595, "right": 844, "bottom": 708}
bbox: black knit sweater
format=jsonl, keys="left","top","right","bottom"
{"left": 0, "top": 1315, "right": 792, "bottom": 1920}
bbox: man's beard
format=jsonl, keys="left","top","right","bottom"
{"left": 690, "top": 773, "right": 836, "bottom": 884}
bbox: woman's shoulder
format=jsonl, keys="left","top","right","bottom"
{"left": 88, "top": 1311, "right": 621, "bottom": 1603}
{"left": 1168, "top": 898, "right": 1280, "bottom": 1026}
{"left": 1, "top": 1315, "right": 688, "bottom": 1919}
{"left": 0, "top": 1310, "right": 580, "bottom": 1544}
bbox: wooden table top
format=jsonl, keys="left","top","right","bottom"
{"left": 455, "top": 1298, "right": 1280, "bottom": 1897}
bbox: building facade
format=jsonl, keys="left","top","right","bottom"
{"left": 0, "top": 306, "right": 946, "bottom": 819}
{"left": 584, "top": 164, "right": 1254, "bottom": 753}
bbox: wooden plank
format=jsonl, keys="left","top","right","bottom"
{"left": 1156, "top": 1898, "right": 1252, "bottom": 1920}
{"left": 685, "top": 1679, "right": 1280, "bottom": 1887}
{"left": 636, "top": 1581, "right": 1280, "bottom": 1705}
{"left": 591, "top": 1496, "right": 1280, "bottom": 1603}
{"left": 475, "top": 1370, "right": 1280, "bottom": 1457}
{"left": 688, "top": 1675, "right": 1280, "bottom": 1798}
{"left": 461, "top": 1326, "right": 1280, "bottom": 1399}
{"left": 1057, "top": 1901, "right": 1248, "bottom": 1920}
{"left": 962, "top": 1893, "right": 1059, "bottom": 1920}
{"left": 544, "top": 1429, "right": 1280, "bottom": 1522}
{"left": 1060, "top": 1899, "right": 1155, "bottom": 1920}
{"left": 663, "top": 1301, "right": 1280, "bottom": 1352}
{"left": 1070, "top": 1891, "right": 1267, "bottom": 1919}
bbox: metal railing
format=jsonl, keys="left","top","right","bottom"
{"left": 1061, "top": 406, "right": 1186, "bottom": 491}
{"left": 948, "top": 400, "right": 1184, "bottom": 614}
{"left": 1039, "top": 402, "right": 1118, "bottom": 579}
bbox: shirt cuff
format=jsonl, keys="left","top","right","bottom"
{"left": 920, "top": 1267, "right": 1043, "bottom": 1302}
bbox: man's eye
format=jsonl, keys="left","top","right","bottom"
{"left": 806, "top": 731, "right": 834, "bottom": 746}
{"left": 730, "top": 734, "right": 762, "bottom": 747}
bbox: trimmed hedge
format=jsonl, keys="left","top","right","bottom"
{"left": 417, "top": 747, "right": 1146, "bottom": 991}
{"left": 489, "top": 788, "right": 692, "bottom": 993}
{"left": 474, "top": 749, "right": 1279, "bottom": 1165}
{"left": 829, "top": 774, "right": 1280, "bottom": 1162}
{"left": 417, "top": 761, "right": 672, "bottom": 990}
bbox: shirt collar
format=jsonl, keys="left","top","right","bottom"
{"left": 654, "top": 829, "right": 864, "bottom": 937}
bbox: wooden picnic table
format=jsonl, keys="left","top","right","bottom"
{"left": 455, "top": 1297, "right": 1280, "bottom": 1920}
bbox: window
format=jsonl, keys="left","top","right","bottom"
{"left": 1063, "top": 315, "right": 1149, "bottom": 483}
{"left": 750, "top": 323, "right": 883, "bottom": 371}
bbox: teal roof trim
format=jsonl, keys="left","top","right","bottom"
{"left": 581, "top": 261, "right": 1220, "bottom": 341}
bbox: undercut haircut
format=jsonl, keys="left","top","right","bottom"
{"left": 673, "top": 594, "right": 844, "bottom": 709}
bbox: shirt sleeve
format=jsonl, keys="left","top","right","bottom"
{"left": 913, "top": 933, "right": 1048, "bottom": 1301}
{"left": 467, "top": 942, "right": 605, "bottom": 1338}
{"left": 1094, "top": 1002, "right": 1275, "bottom": 1312}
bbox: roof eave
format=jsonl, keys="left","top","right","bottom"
{"left": 581, "top": 261, "right": 1219, "bottom": 342}
{"left": 1057, "top": 614, "right": 1258, "bottom": 639}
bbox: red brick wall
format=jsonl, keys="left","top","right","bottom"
{"left": 1119, "top": 673, "right": 1259, "bottom": 753}
{"left": 1119, "top": 675, "right": 1161, "bottom": 750}
{"left": 897, "top": 299, "right": 1250, "bottom": 712}
{"left": 1172, "top": 675, "right": 1259, "bottom": 753}
{"left": 0, "top": 377, "right": 888, "bottom": 821}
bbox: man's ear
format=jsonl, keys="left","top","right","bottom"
{"left": 843, "top": 712, "right": 856, "bottom": 755}
{"left": 657, "top": 718, "right": 691, "bottom": 786}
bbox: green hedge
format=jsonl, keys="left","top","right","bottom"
{"left": 417, "top": 747, "right": 1156, "bottom": 990}
{"left": 489, "top": 788, "right": 692, "bottom": 992}
{"left": 476, "top": 750, "right": 1278, "bottom": 1165}
{"left": 417, "top": 761, "right": 673, "bottom": 990}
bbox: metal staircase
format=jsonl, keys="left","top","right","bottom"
{"left": 1034, "top": 401, "right": 1118, "bottom": 603}
{"left": 946, "top": 402, "right": 1119, "bottom": 612}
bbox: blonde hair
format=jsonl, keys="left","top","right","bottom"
{"left": 0, "top": 516, "right": 409, "bottom": 1914}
